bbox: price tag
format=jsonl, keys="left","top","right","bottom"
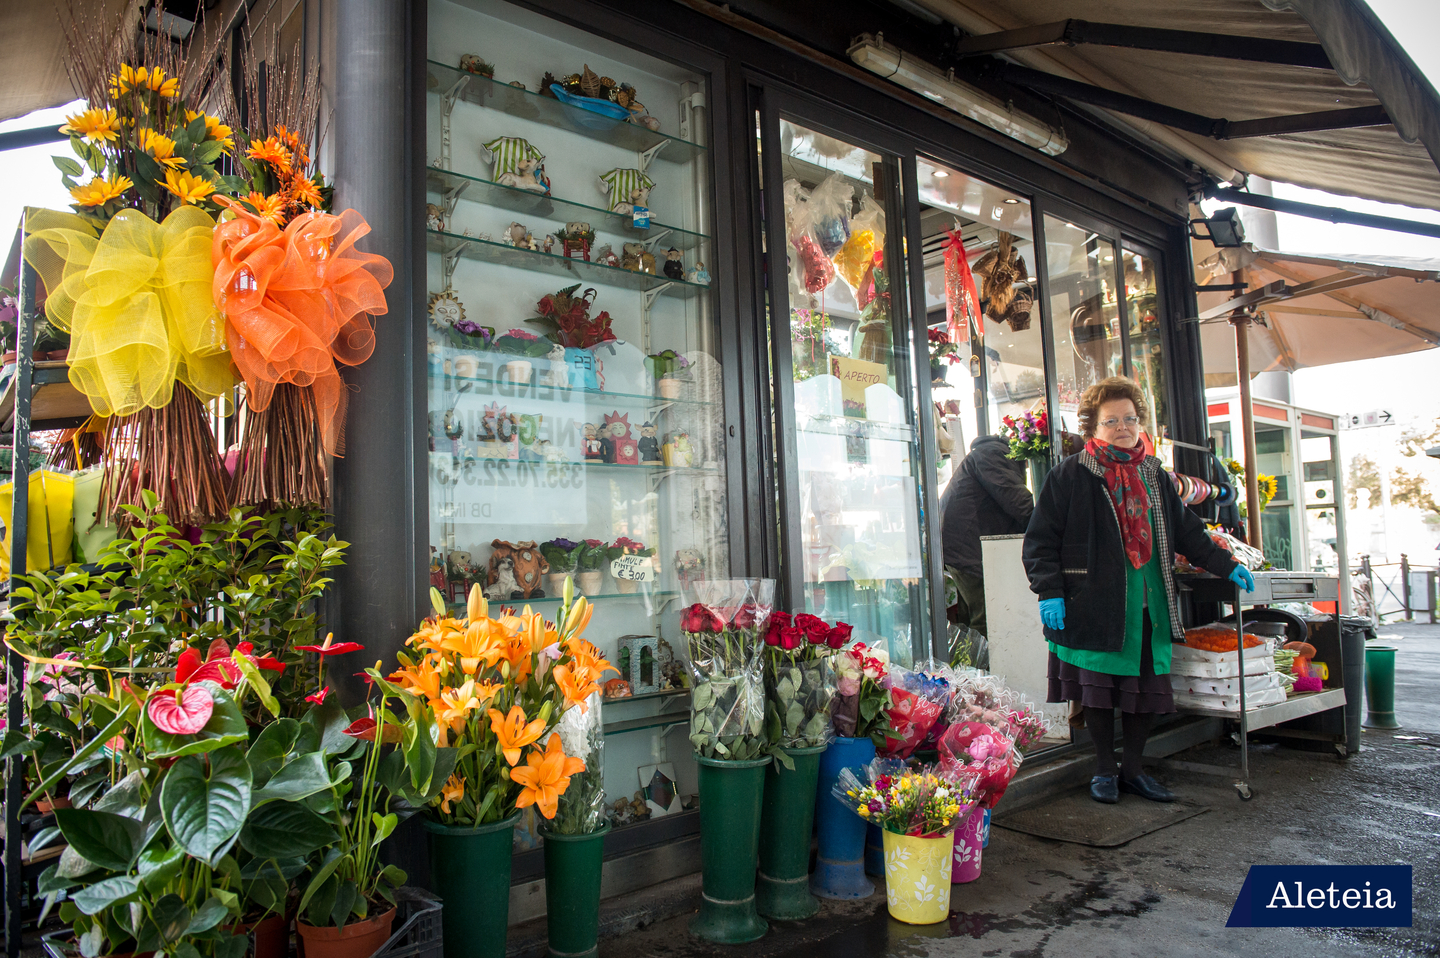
{"left": 611, "top": 555, "right": 655, "bottom": 582}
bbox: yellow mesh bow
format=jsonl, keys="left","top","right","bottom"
{"left": 23, "top": 207, "right": 233, "bottom": 416}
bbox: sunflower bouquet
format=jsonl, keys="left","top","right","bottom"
{"left": 371, "top": 580, "right": 616, "bottom": 827}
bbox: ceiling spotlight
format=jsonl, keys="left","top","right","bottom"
{"left": 1003, "top": 198, "right": 1019, "bottom": 205}
{"left": 933, "top": 169, "right": 950, "bottom": 178}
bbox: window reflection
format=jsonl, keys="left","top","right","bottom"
{"left": 1044, "top": 218, "right": 1120, "bottom": 436}
{"left": 1125, "top": 247, "right": 1169, "bottom": 444}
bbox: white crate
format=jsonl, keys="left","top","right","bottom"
{"left": 1170, "top": 672, "right": 1282, "bottom": 697}
{"left": 1174, "top": 686, "right": 1288, "bottom": 712}
{"left": 1169, "top": 654, "right": 1275, "bottom": 678}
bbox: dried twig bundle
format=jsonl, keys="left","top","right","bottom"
{"left": 100, "top": 385, "right": 232, "bottom": 530}
{"left": 45, "top": 425, "right": 105, "bottom": 470}
{"left": 230, "top": 383, "right": 329, "bottom": 511}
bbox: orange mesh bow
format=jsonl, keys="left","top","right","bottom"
{"left": 211, "top": 196, "right": 393, "bottom": 455}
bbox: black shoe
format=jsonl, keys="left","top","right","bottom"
{"left": 1120, "top": 773, "right": 1176, "bottom": 802}
{"left": 1090, "top": 774, "right": 1120, "bottom": 804}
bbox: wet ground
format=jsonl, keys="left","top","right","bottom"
{"left": 604, "top": 625, "right": 1440, "bottom": 958}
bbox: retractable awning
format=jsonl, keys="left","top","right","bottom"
{"left": 1192, "top": 240, "right": 1440, "bottom": 385}
{"left": 905, "top": 0, "right": 1440, "bottom": 211}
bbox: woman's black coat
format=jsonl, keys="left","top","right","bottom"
{"left": 1022, "top": 450, "right": 1241, "bottom": 654}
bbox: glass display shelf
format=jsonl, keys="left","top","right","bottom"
{"left": 433, "top": 370, "right": 717, "bottom": 408}
{"left": 428, "top": 229, "right": 708, "bottom": 298}
{"left": 426, "top": 167, "right": 708, "bottom": 252}
{"left": 427, "top": 61, "right": 706, "bottom": 164}
{"left": 443, "top": 589, "right": 679, "bottom": 612}
{"left": 603, "top": 687, "right": 690, "bottom": 705}
{"left": 799, "top": 414, "right": 916, "bottom": 443}
{"left": 434, "top": 458, "right": 721, "bottom": 480}
{"left": 602, "top": 715, "right": 688, "bottom": 737}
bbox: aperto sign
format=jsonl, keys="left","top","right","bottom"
{"left": 1227, "top": 866, "right": 1412, "bottom": 927}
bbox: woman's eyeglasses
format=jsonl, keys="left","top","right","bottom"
{"left": 1099, "top": 416, "right": 1140, "bottom": 428}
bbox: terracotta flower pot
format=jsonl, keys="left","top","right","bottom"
{"left": 657, "top": 378, "right": 682, "bottom": 400}
{"left": 36, "top": 796, "right": 73, "bottom": 814}
{"left": 576, "top": 570, "right": 603, "bottom": 595}
{"left": 503, "top": 360, "right": 533, "bottom": 383}
{"left": 296, "top": 907, "right": 395, "bottom": 958}
{"left": 614, "top": 578, "right": 638, "bottom": 594}
{"left": 232, "top": 914, "right": 289, "bottom": 958}
{"left": 546, "top": 573, "right": 571, "bottom": 597}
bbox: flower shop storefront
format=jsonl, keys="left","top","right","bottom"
{"left": 401, "top": 0, "right": 1211, "bottom": 931}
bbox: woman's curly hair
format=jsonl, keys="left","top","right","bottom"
{"left": 1077, "top": 376, "right": 1147, "bottom": 438}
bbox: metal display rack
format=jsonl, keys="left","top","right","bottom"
{"left": 1175, "top": 571, "right": 1345, "bottom": 800}
{"left": 3, "top": 212, "right": 93, "bottom": 958}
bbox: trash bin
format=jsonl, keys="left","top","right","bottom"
{"left": 1338, "top": 617, "right": 1368, "bottom": 753}
{"left": 1363, "top": 645, "right": 1401, "bottom": 730}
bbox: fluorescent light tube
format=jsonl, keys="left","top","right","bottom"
{"left": 848, "top": 33, "right": 1068, "bottom": 156}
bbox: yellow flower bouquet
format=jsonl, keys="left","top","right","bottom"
{"left": 369, "top": 579, "right": 615, "bottom": 826}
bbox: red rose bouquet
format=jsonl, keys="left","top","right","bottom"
{"left": 682, "top": 578, "right": 775, "bottom": 761}
{"left": 762, "top": 612, "right": 849, "bottom": 751}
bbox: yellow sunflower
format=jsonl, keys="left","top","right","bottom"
{"left": 140, "top": 66, "right": 180, "bottom": 98}
{"left": 108, "top": 64, "right": 139, "bottom": 97}
{"left": 159, "top": 170, "right": 215, "bottom": 205}
{"left": 70, "top": 174, "right": 134, "bottom": 207}
{"left": 246, "top": 136, "right": 292, "bottom": 172}
{"left": 184, "top": 110, "right": 234, "bottom": 151}
{"left": 136, "top": 129, "right": 186, "bottom": 170}
{"left": 59, "top": 108, "right": 121, "bottom": 144}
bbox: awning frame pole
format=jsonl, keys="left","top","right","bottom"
{"left": 1230, "top": 270, "right": 1263, "bottom": 550}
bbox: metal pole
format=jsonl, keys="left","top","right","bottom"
{"left": 1400, "top": 553, "right": 1411, "bottom": 620}
{"left": 1229, "top": 271, "right": 1263, "bottom": 550}
{"left": 6, "top": 221, "right": 37, "bottom": 958}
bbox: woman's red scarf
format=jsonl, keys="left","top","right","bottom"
{"left": 1086, "top": 438, "right": 1152, "bottom": 569}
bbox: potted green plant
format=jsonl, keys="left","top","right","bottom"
{"left": 539, "top": 538, "right": 582, "bottom": 596}
{"left": 573, "top": 539, "right": 608, "bottom": 596}
{"left": 657, "top": 354, "right": 691, "bottom": 400}
{"left": 491, "top": 328, "right": 552, "bottom": 384}
{"left": 604, "top": 537, "right": 655, "bottom": 594}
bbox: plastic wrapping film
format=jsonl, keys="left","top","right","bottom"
{"left": 832, "top": 758, "right": 980, "bottom": 839}
{"left": 549, "top": 690, "right": 606, "bottom": 835}
{"left": 882, "top": 663, "right": 954, "bottom": 758}
{"left": 683, "top": 578, "right": 774, "bottom": 761}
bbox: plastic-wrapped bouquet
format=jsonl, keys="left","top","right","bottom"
{"left": 883, "top": 664, "right": 954, "bottom": 758}
{"left": 683, "top": 579, "right": 775, "bottom": 761}
{"left": 548, "top": 690, "right": 606, "bottom": 834}
{"left": 831, "top": 641, "right": 892, "bottom": 743}
{"left": 762, "top": 612, "right": 847, "bottom": 751}
{"left": 834, "top": 759, "right": 979, "bottom": 838}
{"left": 999, "top": 406, "right": 1049, "bottom": 462}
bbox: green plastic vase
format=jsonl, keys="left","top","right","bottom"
{"left": 756, "top": 745, "right": 824, "bottom": 920}
{"left": 690, "top": 755, "right": 769, "bottom": 944}
{"left": 542, "top": 823, "right": 611, "bottom": 958}
{"left": 425, "top": 813, "right": 520, "bottom": 958}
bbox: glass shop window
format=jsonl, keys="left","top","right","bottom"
{"left": 1044, "top": 218, "right": 1120, "bottom": 438}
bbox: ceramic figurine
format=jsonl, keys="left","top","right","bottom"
{"left": 662, "top": 247, "right": 684, "bottom": 280}
{"left": 674, "top": 547, "right": 705, "bottom": 590}
{"left": 486, "top": 539, "right": 549, "bottom": 600}
{"left": 631, "top": 114, "right": 662, "bottom": 132}
{"left": 687, "top": 261, "right": 711, "bottom": 285}
{"left": 556, "top": 222, "right": 595, "bottom": 261}
{"left": 583, "top": 423, "right": 605, "bottom": 461}
{"left": 426, "top": 203, "right": 445, "bottom": 231}
{"left": 602, "top": 412, "right": 639, "bottom": 465}
{"left": 543, "top": 234, "right": 556, "bottom": 254}
{"left": 598, "top": 168, "right": 655, "bottom": 215}
{"left": 638, "top": 421, "right": 661, "bottom": 462}
{"left": 429, "top": 547, "right": 448, "bottom": 593}
{"left": 485, "top": 136, "right": 551, "bottom": 194}
{"left": 537, "top": 440, "right": 569, "bottom": 462}
{"left": 604, "top": 678, "right": 633, "bottom": 699}
{"left": 593, "top": 243, "right": 620, "bottom": 268}
{"left": 662, "top": 431, "right": 695, "bottom": 468}
{"left": 509, "top": 81, "right": 526, "bottom": 90}
{"left": 459, "top": 54, "right": 495, "bottom": 77}
{"left": 620, "top": 242, "right": 645, "bottom": 272}
{"left": 639, "top": 248, "right": 658, "bottom": 275}
{"left": 502, "top": 222, "right": 539, "bottom": 251}
{"left": 541, "top": 343, "right": 569, "bottom": 387}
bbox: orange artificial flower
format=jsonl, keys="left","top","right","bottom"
{"left": 242, "top": 191, "right": 284, "bottom": 225}
{"left": 488, "top": 705, "right": 546, "bottom": 766}
{"left": 246, "top": 136, "right": 292, "bottom": 172}
{"left": 291, "top": 176, "right": 324, "bottom": 209}
{"left": 511, "top": 735, "right": 585, "bottom": 819}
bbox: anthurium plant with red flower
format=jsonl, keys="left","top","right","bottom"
{"left": 681, "top": 579, "right": 775, "bottom": 761}
{"left": 366, "top": 579, "right": 614, "bottom": 827}
{"left": 762, "top": 612, "right": 849, "bottom": 752}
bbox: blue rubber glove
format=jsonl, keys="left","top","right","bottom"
{"left": 1038, "top": 597, "right": 1066, "bottom": 631}
{"left": 1229, "top": 565, "right": 1256, "bottom": 593}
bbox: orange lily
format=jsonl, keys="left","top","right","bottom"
{"left": 497, "top": 632, "right": 533, "bottom": 685}
{"left": 391, "top": 656, "right": 443, "bottom": 704}
{"left": 435, "top": 679, "right": 482, "bottom": 737}
{"left": 439, "top": 773, "right": 465, "bottom": 815}
{"left": 553, "top": 662, "right": 604, "bottom": 713}
{"left": 489, "top": 705, "right": 546, "bottom": 766}
{"left": 511, "top": 735, "right": 585, "bottom": 819}
{"left": 466, "top": 584, "right": 488, "bottom": 623}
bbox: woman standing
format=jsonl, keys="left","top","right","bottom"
{"left": 1023, "top": 378, "right": 1254, "bottom": 804}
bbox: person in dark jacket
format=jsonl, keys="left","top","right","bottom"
{"left": 940, "top": 434, "right": 1035, "bottom": 638}
{"left": 1023, "top": 377, "right": 1254, "bottom": 805}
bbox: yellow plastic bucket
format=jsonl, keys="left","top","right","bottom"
{"left": 0, "top": 470, "right": 75, "bottom": 580}
{"left": 881, "top": 829, "right": 953, "bottom": 924}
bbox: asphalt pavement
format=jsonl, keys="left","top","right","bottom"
{"left": 605, "top": 624, "right": 1440, "bottom": 958}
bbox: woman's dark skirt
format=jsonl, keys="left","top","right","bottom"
{"left": 1047, "top": 615, "right": 1176, "bottom": 714}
